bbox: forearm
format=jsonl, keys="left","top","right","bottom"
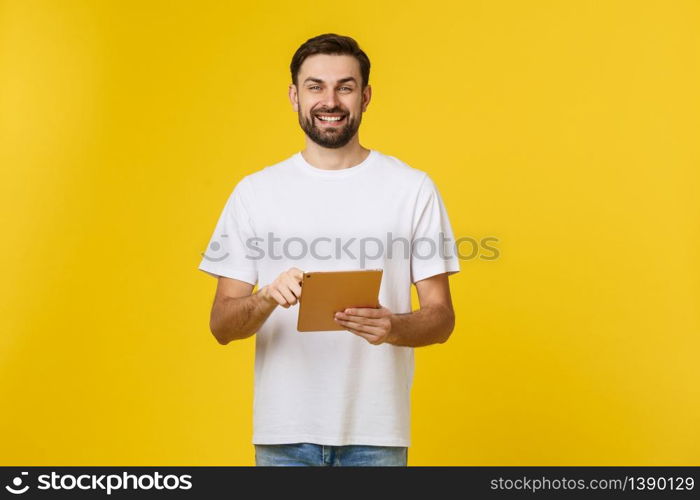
{"left": 387, "top": 304, "right": 455, "bottom": 347}
{"left": 210, "top": 286, "right": 277, "bottom": 345}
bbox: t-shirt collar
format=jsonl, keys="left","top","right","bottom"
{"left": 293, "top": 149, "right": 377, "bottom": 178}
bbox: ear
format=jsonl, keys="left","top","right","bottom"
{"left": 361, "top": 84, "right": 372, "bottom": 112}
{"left": 288, "top": 83, "right": 299, "bottom": 112}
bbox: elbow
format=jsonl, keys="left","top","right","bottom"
{"left": 438, "top": 309, "right": 455, "bottom": 344}
{"left": 210, "top": 318, "right": 250, "bottom": 345}
{"left": 209, "top": 319, "right": 231, "bottom": 346}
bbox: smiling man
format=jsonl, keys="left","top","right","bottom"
{"left": 198, "top": 33, "right": 460, "bottom": 466}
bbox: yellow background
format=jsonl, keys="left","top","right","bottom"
{"left": 1, "top": 0, "right": 698, "bottom": 465}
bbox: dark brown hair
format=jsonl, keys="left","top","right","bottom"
{"left": 290, "top": 33, "right": 370, "bottom": 89}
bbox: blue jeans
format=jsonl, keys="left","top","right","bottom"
{"left": 254, "top": 443, "right": 408, "bottom": 466}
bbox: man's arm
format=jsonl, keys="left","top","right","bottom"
{"left": 333, "top": 272, "right": 456, "bottom": 347}
{"left": 209, "top": 278, "right": 275, "bottom": 345}
{"left": 208, "top": 267, "right": 304, "bottom": 345}
{"left": 388, "top": 272, "right": 456, "bottom": 346}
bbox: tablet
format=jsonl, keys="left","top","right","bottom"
{"left": 296, "top": 269, "right": 383, "bottom": 332}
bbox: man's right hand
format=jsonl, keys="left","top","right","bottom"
{"left": 260, "top": 267, "right": 304, "bottom": 308}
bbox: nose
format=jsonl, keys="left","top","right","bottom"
{"left": 320, "top": 87, "right": 341, "bottom": 110}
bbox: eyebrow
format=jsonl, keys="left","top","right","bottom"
{"left": 303, "top": 77, "right": 357, "bottom": 85}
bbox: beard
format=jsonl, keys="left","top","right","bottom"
{"left": 298, "top": 108, "right": 362, "bottom": 149}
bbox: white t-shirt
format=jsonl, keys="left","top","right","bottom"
{"left": 198, "top": 149, "right": 460, "bottom": 446}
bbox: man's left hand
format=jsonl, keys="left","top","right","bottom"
{"left": 334, "top": 305, "right": 394, "bottom": 345}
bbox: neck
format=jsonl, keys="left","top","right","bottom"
{"left": 300, "top": 139, "right": 371, "bottom": 171}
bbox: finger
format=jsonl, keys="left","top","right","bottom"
{"left": 334, "top": 318, "right": 385, "bottom": 336}
{"left": 289, "top": 267, "right": 305, "bottom": 281}
{"left": 344, "top": 327, "right": 382, "bottom": 345}
{"left": 279, "top": 286, "right": 298, "bottom": 305}
{"left": 270, "top": 289, "right": 289, "bottom": 308}
{"left": 283, "top": 275, "right": 302, "bottom": 299}
{"left": 335, "top": 312, "right": 382, "bottom": 326}
{"left": 343, "top": 307, "right": 384, "bottom": 318}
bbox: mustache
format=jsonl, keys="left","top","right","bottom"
{"left": 312, "top": 109, "right": 347, "bottom": 115}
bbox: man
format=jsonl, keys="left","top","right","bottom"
{"left": 199, "top": 33, "right": 460, "bottom": 466}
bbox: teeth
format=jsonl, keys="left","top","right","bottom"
{"left": 317, "top": 115, "right": 344, "bottom": 121}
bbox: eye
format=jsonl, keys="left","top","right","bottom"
{"left": 308, "top": 85, "right": 321, "bottom": 90}
{"left": 339, "top": 87, "right": 353, "bottom": 92}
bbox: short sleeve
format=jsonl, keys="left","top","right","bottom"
{"left": 198, "top": 176, "right": 258, "bottom": 285}
{"left": 410, "top": 174, "right": 461, "bottom": 284}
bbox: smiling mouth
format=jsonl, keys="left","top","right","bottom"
{"left": 315, "top": 114, "right": 347, "bottom": 125}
